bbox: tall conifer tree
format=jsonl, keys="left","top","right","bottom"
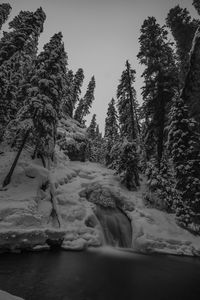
{"left": 166, "top": 5, "right": 198, "bottom": 85}
{"left": 0, "top": 3, "right": 11, "bottom": 31}
{"left": 117, "top": 60, "right": 139, "bottom": 141}
{"left": 137, "top": 17, "right": 178, "bottom": 166}
{"left": 104, "top": 98, "right": 119, "bottom": 166}
{"left": 74, "top": 76, "right": 95, "bottom": 124}
{"left": 0, "top": 8, "right": 46, "bottom": 140}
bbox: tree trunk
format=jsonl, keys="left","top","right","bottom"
{"left": 3, "top": 129, "right": 30, "bottom": 187}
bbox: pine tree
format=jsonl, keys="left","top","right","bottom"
{"left": 87, "top": 114, "right": 97, "bottom": 140}
{"left": 105, "top": 98, "right": 118, "bottom": 140}
{"left": 114, "top": 61, "right": 140, "bottom": 189}
{"left": 117, "top": 60, "right": 139, "bottom": 141}
{"left": 137, "top": 16, "right": 178, "bottom": 166}
{"left": 3, "top": 32, "right": 68, "bottom": 187}
{"left": 181, "top": 26, "right": 200, "bottom": 126}
{"left": 166, "top": 5, "right": 198, "bottom": 85}
{"left": 27, "top": 32, "right": 68, "bottom": 156}
{"left": 115, "top": 139, "right": 140, "bottom": 190}
{"left": 0, "top": 7, "right": 45, "bottom": 66}
{"left": 0, "top": 3, "right": 11, "bottom": 31}
{"left": 0, "top": 8, "right": 46, "bottom": 140}
{"left": 62, "top": 69, "right": 74, "bottom": 116}
{"left": 104, "top": 98, "right": 119, "bottom": 166}
{"left": 74, "top": 76, "right": 95, "bottom": 124}
{"left": 168, "top": 97, "right": 200, "bottom": 230}
{"left": 71, "top": 68, "right": 84, "bottom": 116}
{"left": 62, "top": 68, "right": 84, "bottom": 117}
{"left": 193, "top": 0, "right": 200, "bottom": 15}
{"left": 86, "top": 114, "right": 103, "bottom": 162}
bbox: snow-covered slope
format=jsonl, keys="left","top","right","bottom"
{"left": 0, "top": 290, "right": 24, "bottom": 300}
{"left": 0, "top": 146, "right": 200, "bottom": 256}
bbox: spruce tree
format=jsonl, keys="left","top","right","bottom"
{"left": 117, "top": 60, "right": 138, "bottom": 141}
{"left": 137, "top": 16, "right": 178, "bottom": 166}
{"left": 0, "top": 7, "right": 45, "bottom": 66}
{"left": 181, "top": 26, "right": 200, "bottom": 126}
{"left": 104, "top": 98, "right": 119, "bottom": 166}
{"left": 3, "top": 32, "right": 68, "bottom": 186}
{"left": 0, "top": 8, "right": 46, "bottom": 140}
{"left": 113, "top": 139, "right": 140, "bottom": 190}
{"left": 86, "top": 114, "right": 103, "bottom": 162}
{"left": 0, "top": 3, "right": 11, "bottom": 31}
{"left": 114, "top": 61, "right": 140, "bottom": 189}
{"left": 62, "top": 69, "right": 74, "bottom": 116}
{"left": 168, "top": 97, "right": 200, "bottom": 230}
{"left": 105, "top": 98, "right": 118, "bottom": 140}
{"left": 166, "top": 5, "right": 198, "bottom": 85}
{"left": 63, "top": 68, "right": 84, "bottom": 117}
{"left": 27, "top": 32, "right": 68, "bottom": 156}
{"left": 193, "top": 0, "right": 200, "bottom": 15}
{"left": 87, "top": 114, "right": 97, "bottom": 140}
{"left": 74, "top": 76, "right": 95, "bottom": 124}
{"left": 71, "top": 68, "right": 84, "bottom": 116}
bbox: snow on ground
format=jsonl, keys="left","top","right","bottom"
{"left": 0, "top": 145, "right": 200, "bottom": 256}
{"left": 0, "top": 290, "right": 24, "bottom": 300}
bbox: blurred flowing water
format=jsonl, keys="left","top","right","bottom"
{"left": 0, "top": 250, "right": 200, "bottom": 300}
{"left": 95, "top": 205, "right": 132, "bottom": 248}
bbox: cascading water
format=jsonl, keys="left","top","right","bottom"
{"left": 95, "top": 205, "right": 132, "bottom": 248}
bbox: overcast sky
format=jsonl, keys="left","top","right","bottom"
{"left": 6, "top": 0, "right": 198, "bottom": 132}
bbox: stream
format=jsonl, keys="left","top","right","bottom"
{"left": 0, "top": 249, "right": 200, "bottom": 300}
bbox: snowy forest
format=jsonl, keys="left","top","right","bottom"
{"left": 0, "top": 0, "right": 200, "bottom": 247}
{"left": 1, "top": 1, "right": 200, "bottom": 229}
{"left": 1, "top": 1, "right": 200, "bottom": 299}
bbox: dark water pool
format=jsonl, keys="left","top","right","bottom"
{"left": 0, "top": 248, "right": 200, "bottom": 300}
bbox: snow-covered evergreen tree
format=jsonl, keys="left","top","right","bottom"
{"left": 105, "top": 98, "right": 118, "bottom": 140}
{"left": 17, "top": 32, "right": 68, "bottom": 159}
{"left": 85, "top": 114, "right": 103, "bottom": 163}
{"left": 0, "top": 3, "right": 11, "bottom": 31}
{"left": 104, "top": 98, "right": 119, "bottom": 166}
{"left": 193, "top": 0, "right": 200, "bottom": 15}
{"left": 113, "top": 139, "right": 140, "bottom": 190}
{"left": 63, "top": 68, "right": 84, "bottom": 117}
{"left": 137, "top": 16, "right": 178, "bottom": 166}
{"left": 145, "top": 158, "right": 177, "bottom": 212}
{"left": 117, "top": 60, "right": 139, "bottom": 141}
{"left": 71, "top": 68, "right": 84, "bottom": 116}
{"left": 168, "top": 97, "right": 200, "bottom": 230}
{"left": 0, "top": 8, "right": 46, "bottom": 141}
{"left": 74, "top": 76, "right": 95, "bottom": 124}
{"left": 181, "top": 26, "right": 200, "bottom": 126}
{"left": 87, "top": 114, "right": 97, "bottom": 140}
{"left": 0, "top": 8, "right": 45, "bottom": 66}
{"left": 166, "top": 5, "right": 198, "bottom": 85}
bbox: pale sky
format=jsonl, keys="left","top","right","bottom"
{"left": 5, "top": 0, "right": 198, "bottom": 133}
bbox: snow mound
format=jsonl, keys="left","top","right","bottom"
{"left": 129, "top": 208, "right": 200, "bottom": 256}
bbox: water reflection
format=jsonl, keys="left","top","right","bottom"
{"left": 0, "top": 249, "right": 200, "bottom": 300}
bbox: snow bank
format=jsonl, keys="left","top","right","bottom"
{"left": 0, "top": 144, "right": 200, "bottom": 256}
{"left": 0, "top": 290, "right": 24, "bottom": 300}
{"left": 128, "top": 208, "right": 200, "bottom": 256}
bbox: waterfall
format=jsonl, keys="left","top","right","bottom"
{"left": 95, "top": 205, "right": 132, "bottom": 248}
